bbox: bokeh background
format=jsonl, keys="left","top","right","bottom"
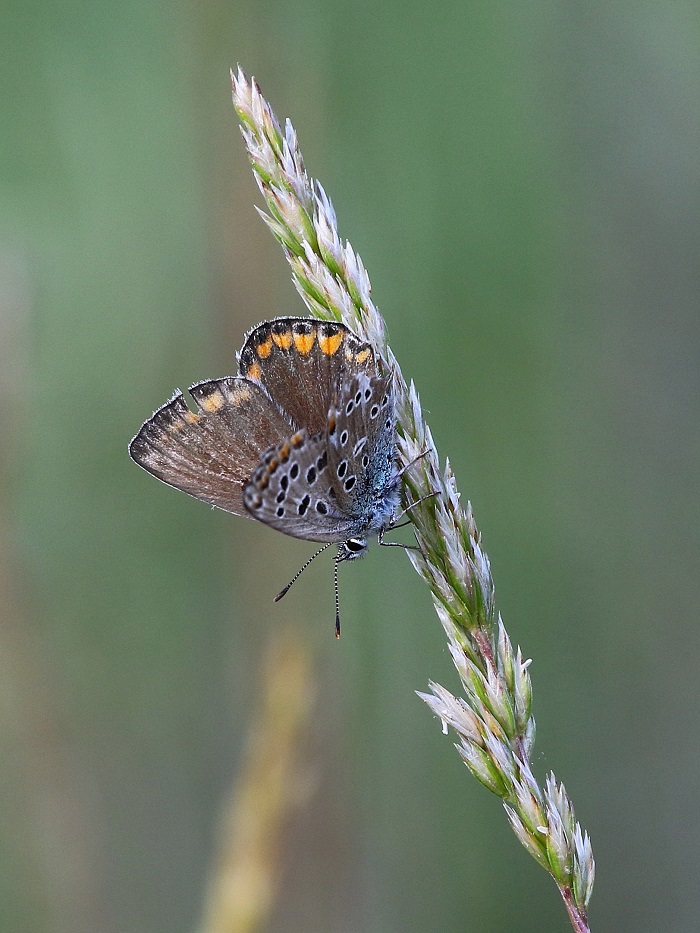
{"left": 2, "top": 3, "right": 699, "bottom": 931}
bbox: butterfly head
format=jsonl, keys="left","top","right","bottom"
{"left": 336, "top": 536, "right": 368, "bottom": 562}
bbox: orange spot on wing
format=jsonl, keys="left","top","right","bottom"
{"left": 256, "top": 336, "right": 273, "bottom": 358}
{"left": 278, "top": 442, "right": 290, "bottom": 462}
{"left": 318, "top": 331, "right": 343, "bottom": 355}
{"left": 293, "top": 332, "right": 316, "bottom": 354}
{"left": 272, "top": 329, "right": 293, "bottom": 349}
{"left": 355, "top": 348, "right": 372, "bottom": 364}
{"left": 200, "top": 391, "right": 225, "bottom": 412}
{"left": 246, "top": 362, "right": 262, "bottom": 381}
{"left": 291, "top": 432, "right": 304, "bottom": 448}
{"left": 229, "top": 384, "right": 252, "bottom": 405}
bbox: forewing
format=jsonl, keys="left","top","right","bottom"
{"left": 129, "top": 377, "right": 294, "bottom": 515}
{"left": 243, "top": 429, "right": 354, "bottom": 543}
{"left": 326, "top": 372, "right": 397, "bottom": 516}
{"left": 237, "top": 317, "right": 378, "bottom": 435}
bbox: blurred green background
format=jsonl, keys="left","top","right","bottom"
{"left": 2, "top": 2, "right": 699, "bottom": 931}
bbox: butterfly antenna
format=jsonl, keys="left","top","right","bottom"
{"left": 334, "top": 547, "right": 342, "bottom": 638}
{"left": 274, "top": 543, "right": 332, "bottom": 602}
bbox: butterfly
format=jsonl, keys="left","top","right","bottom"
{"left": 129, "top": 317, "right": 406, "bottom": 634}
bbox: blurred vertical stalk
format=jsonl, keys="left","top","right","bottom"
{"left": 0, "top": 250, "right": 105, "bottom": 933}
{"left": 228, "top": 69, "right": 595, "bottom": 931}
{"left": 198, "top": 626, "right": 315, "bottom": 933}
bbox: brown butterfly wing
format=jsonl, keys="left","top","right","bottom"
{"left": 237, "top": 317, "right": 378, "bottom": 436}
{"left": 129, "top": 377, "right": 294, "bottom": 515}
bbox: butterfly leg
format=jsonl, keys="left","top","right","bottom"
{"left": 377, "top": 527, "right": 423, "bottom": 554}
{"left": 395, "top": 449, "right": 430, "bottom": 479}
{"left": 393, "top": 490, "right": 439, "bottom": 525}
